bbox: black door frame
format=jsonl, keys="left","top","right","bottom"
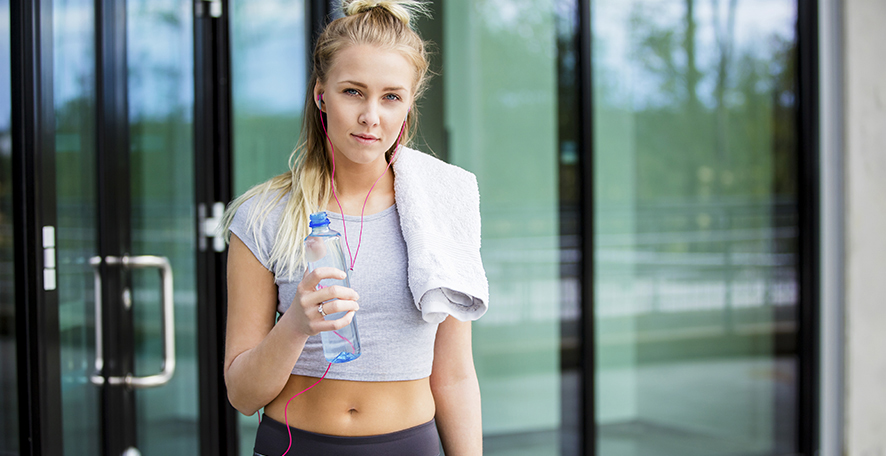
{"left": 193, "top": 0, "right": 239, "bottom": 453}
{"left": 576, "top": 0, "right": 595, "bottom": 452}
{"left": 796, "top": 0, "right": 821, "bottom": 453}
{"left": 11, "top": 0, "right": 62, "bottom": 452}
{"left": 94, "top": 0, "right": 138, "bottom": 452}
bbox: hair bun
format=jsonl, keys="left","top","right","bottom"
{"left": 342, "top": 0, "right": 430, "bottom": 26}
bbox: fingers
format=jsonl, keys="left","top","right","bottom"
{"left": 313, "top": 285, "right": 360, "bottom": 305}
{"left": 299, "top": 266, "right": 348, "bottom": 292}
{"left": 289, "top": 297, "right": 358, "bottom": 336}
{"left": 290, "top": 268, "right": 360, "bottom": 337}
{"left": 296, "top": 268, "right": 359, "bottom": 310}
{"left": 316, "top": 299, "right": 360, "bottom": 317}
{"left": 315, "top": 310, "right": 357, "bottom": 333}
{"left": 307, "top": 305, "right": 357, "bottom": 336}
{"left": 295, "top": 284, "right": 359, "bottom": 315}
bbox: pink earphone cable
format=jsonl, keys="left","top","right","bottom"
{"left": 280, "top": 362, "right": 333, "bottom": 456}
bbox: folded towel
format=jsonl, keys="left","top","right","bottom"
{"left": 392, "top": 147, "right": 489, "bottom": 323}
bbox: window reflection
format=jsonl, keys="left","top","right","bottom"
{"left": 442, "top": 0, "right": 566, "bottom": 454}
{"left": 593, "top": 0, "right": 799, "bottom": 454}
{"left": 230, "top": 0, "right": 307, "bottom": 195}
{"left": 127, "top": 1, "right": 199, "bottom": 454}
{"left": 53, "top": 0, "right": 101, "bottom": 453}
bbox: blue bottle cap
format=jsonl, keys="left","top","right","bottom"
{"left": 309, "top": 211, "right": 330, "bottom": 228}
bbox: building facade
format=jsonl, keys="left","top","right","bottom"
{"left": 0, "top": 0, "right": 883, "bottom": 454}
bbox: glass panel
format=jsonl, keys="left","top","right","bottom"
{"left": 592, "top": 1, "right": 799, "bottom": 454}
{"left": 230, "top": 0, "right": 307, "bottom": 196}
{"left": 441, "top": 0, "right": 567, "bottom": 454}
{"left": 0, "top": 0, "right": 17, "bottom": 452}
{"left": 229, "top": 1, "right": 306, "bottom": 452}
{"left": 127, "top": 1, "right": 198, "bottom": 454}
{"left": 53, "top": 0, "right": 101, "bottom": 453}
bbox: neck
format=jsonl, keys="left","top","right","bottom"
{"left": 333, "top": 155, "right": 392, "bottom": 193}
{"left": 327, "top": 153, "right": 395, "bottom": 216}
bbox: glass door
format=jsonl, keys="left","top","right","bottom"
{"left": 54, "top": 0, "right": 100, "bottom": 452}
{"left": 53, "top": 0, "right": 199, "bottom": 454}
{"left": 127, "top": 0, "right": 197, "bottom": 453}
{"left": 591, "top": 1, "right": 801, "bottom": 454}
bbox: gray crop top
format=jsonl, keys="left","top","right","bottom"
{"left": 229, "top": 192, "right": 439, "bottom": 381}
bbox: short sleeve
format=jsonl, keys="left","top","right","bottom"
{"left": 228, "top": 194, "right": 281, "bottom": 272}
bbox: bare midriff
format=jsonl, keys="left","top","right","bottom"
{"left": 263, "top": 374, "right": 436, "bottom": 437}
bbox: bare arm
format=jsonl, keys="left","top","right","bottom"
{"left": 223, "top": 234, "right": 359, "bottom": 415}
{"left": 430, "top": 316, "right": 482, "bottom": 456}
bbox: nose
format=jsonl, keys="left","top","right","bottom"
{"left": 358, "top": 101, "right": 379, "bottom": 127}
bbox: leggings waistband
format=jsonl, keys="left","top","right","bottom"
{"left": 253, "top": 414, "right": 440, "bottom": 456}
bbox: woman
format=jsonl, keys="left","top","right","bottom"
{"left": 222, "top": 1, "right": 488, "bottom": 455}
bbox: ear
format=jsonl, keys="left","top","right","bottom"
{"left": 313, "top": 82, "right": 324, "bottom": 111}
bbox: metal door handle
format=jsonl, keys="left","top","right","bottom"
{"left": 90, "top": 255, "right": 176, "bottom": 388}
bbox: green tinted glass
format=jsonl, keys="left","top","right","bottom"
{"left": 127, "top": 1, "right": 199, "bottom": 453}
{"left": 53, "top": 0, "right": 101, "bottom": 452}
{"left": 443, "top": 1, "right": 563, "bottom": 453}
{"left": 592, "top": 1, "right": 799, "bottom": 454}
{"left": 231, "top": 0, "right": 307, "bottom": 196}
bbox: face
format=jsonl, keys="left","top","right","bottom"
{"left": 314, "top": 44, "right": 415, "bottom": 168}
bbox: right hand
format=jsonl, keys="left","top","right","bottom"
{"left": 284, "top": 267, "right": 360, "bottom": 337}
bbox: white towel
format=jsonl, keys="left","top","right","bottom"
{"left": 392, "top": 147, "right": 489, "bottom": 324}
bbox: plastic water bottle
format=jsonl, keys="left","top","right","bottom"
{"left": 304, "top": 211, "right": 361, "bottom": 363}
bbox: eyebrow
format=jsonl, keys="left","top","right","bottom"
{"left": 338, "top": 80, "right": 407, "bottom": 92}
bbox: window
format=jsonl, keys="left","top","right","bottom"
{"left": 592, "top": 1, "right": 800, "bottom": 453}
{"left": 426, "top": 0, "right": 582, "bottom": 452}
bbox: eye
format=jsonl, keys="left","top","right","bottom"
{"left": 343, "top": 88, "right": 360, "bottom": 96}
{"left": 384, "top": 93, "right": 402, "bottom": 102}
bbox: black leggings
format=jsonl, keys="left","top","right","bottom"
{"left": 253, "top": 415, "right": 441, "bottom": 456}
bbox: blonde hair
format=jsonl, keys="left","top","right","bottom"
{"left": 221, "top": 0, "right": 431, "bottom": 278}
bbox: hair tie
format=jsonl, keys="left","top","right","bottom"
{"left": 342, "top": 0, "right": 429, "bottom": 26}
{"left": 345, "top": 0, "right": 383, "bottom": 15}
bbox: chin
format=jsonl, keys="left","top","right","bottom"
{"left": 340, "top": 151, "right": 388, "bottom": 166}
{"left": 349, "top": 145, "right": 393, "bottom": 161}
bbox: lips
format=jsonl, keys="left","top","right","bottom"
{"left": 352, "top": 133, "right": 379, "bottom": 144}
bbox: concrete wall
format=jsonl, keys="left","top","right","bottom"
{"left": 844, "top": 0, "right": 886, "bottom": 454}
